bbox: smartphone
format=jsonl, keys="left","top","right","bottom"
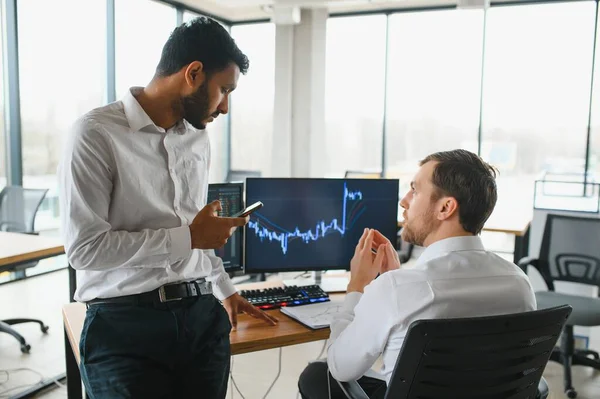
{"left": 232, "top": 201, "right": 263, "bottom": 217}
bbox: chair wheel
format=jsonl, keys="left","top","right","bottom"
{"left": 41, "top": 325, "right": 49, "bottom": 333}
{"left": 566, "top": 388, "right": 577, "bottom": 398}
{"left": 20, "top": 344, "right": 31, "bottom": 354}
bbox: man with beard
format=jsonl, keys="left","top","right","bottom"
{"left": 298, "top": 149, "right": 536, "bottom": 399}
{"left": 58, "top": 17, "right": 277, "bottom": 399}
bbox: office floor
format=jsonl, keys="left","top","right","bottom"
{"left": 1, "top": 269, "right": 600, "bottom": 399}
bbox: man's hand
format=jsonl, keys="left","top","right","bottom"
{"left": 347, "top": 229, "right": 386, "bottom": 293}
{"left": 371, "top": 229, "right": 401, "bottom": 274}
{"left": 189, "top": 201, "right": 249, "bottom": 249}
{"left": 222, "top": 293, "right": 278, "bottom": 331}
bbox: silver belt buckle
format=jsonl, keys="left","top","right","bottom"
{"left": 158, "top": 284, "right": 182, "bottom": 303}
{"left": 198, "top": 280, "right": 212, "bottom": 295}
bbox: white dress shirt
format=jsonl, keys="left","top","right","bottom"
{"left": 58, "top": 87, "right": 235, "bottom": 302}
{"left": 327, "top": 236, "right": 537, "bottom": 384}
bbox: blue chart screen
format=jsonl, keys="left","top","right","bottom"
{"left": 244, "top": 178, "right": 399, "bottom": 272}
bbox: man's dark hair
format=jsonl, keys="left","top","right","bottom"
{"left": 420, "top": 149, "right": 498, "bottom": 235}
{"left": 156, "top": 16, "right": 249, "bottom": 77}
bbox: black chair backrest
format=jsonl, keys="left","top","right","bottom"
{"left": 226, "top": 169, "right": 261, "bottom": 183}
{"left": 0, "top": 186, "right": 48, "bottom": 233}
{"left": 385, "top": 305, "right": 572, "bottom": 399}
{"left": 538, "top": 214, "right": 600, "bottom": 288}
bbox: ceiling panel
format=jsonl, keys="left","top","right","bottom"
{"left": 179, "top": 0, "right": 526, "bottom": 23}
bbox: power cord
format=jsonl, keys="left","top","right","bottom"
{"left": 229, "top": 356, "right": 246, "bottom": 399}
{"left": 261, "top": 347, "right": 282, "bottom": 399}
{"left": 297, "top": 340, "right": 329, "bottom": 399}
{"left": 294, "top": 272, "right": 311, "bottom": 280}
{"left": 229, "top": 347, "right": 283, "bottom": 399}
{"left": 0, "top": 368, "right": 65, "bottom": 398}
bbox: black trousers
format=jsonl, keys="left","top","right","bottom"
{"left": 79, "top": 295, "right": 231, "bottom": 399}
{"left": 298, "top": 361, "right": 387, "bottom": 399}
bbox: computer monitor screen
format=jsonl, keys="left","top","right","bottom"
{"left": 244, "top": 178, "right": 399, "bottom": 272}
{"left": 207, "top": 183, "right": 244, "bottom": 272}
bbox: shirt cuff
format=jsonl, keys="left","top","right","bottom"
{"left": 342, "top": 292, "right": 362, "bottom": 312}
{"left": 168, "top": 226, "right": 192, "bottom": 263}
{"left": 211, "top": 274, "right": 237, "bottom": 301}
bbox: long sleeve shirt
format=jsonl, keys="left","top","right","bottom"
{"left": 327, "top": 236, "right": 537, "bottom": 384}
{"left": 58, "top": 87, "right": 235, "bottom": 302}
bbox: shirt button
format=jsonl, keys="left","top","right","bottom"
{"left": 175, "top": 205, "right": 180, "bottom": 211}
{"left": 169, "top": 168, "right": 175, "bottom": 173}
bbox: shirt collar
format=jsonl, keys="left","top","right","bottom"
{"left": 415, "top": 236, "right": 485, "bottom": 266}
{"left": 122, "top": 87, "right": 160, "bottom": 133}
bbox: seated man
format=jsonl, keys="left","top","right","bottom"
{"left": 298, "top": 149, "right": 536, "bottom": 399}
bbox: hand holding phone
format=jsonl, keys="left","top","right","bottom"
{"left": 232, "top": 201, "right": 263, "bottom": 217}
{"left": 189, "top": 200, "right": 249, "bottom": 250}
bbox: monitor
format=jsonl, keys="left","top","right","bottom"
{"left": 244, "top": 178, "right": 399, "bottom": 273}
{"left": 207, "top": 183, "right": 244, "bottom": 272}
{"left": 226, "top": 169, "right": 262, "bottom": 183}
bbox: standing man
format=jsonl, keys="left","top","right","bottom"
{"left": 59, "top": 17, "right": 277, "bottom": 399}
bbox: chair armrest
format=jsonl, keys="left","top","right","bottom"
{"left": 517, "top": 256, "right": 539, "bottom": 273}
{"left": 537, "top": 376, "right": 549, "bottom": 399}
{"left": 336, "top": 380, "right": 370, "bottom": 399}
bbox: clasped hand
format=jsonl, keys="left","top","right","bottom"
{"left": 347, "top": 228, "right": 401, "bottom": 293}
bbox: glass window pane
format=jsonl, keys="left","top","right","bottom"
{"left": 115, "top": 0, "right": 176, "bottom": 99}
{"left": 590, "top": 8, "right": 600, "bottom": 183}
{"left": 183, "top": 10, "right": 200, "bottom": 23}
{"left": 0, "top": 6, "right": 4, "bottom": 190}
{"left": 230, "top": 23, "right": 275, "bottom": 176}
{"left": 482, "top": 2, "right": 595, "bottom": 202}
{"left": 18, "top": 0, "right": 106, "bottom": 233}
{"left": 320, "top": 15, "right": 387, "bottom": 177}
{"left": 385, "top": 10, "right": 484, "bottom": 192}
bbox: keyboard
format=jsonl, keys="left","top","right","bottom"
{"left": 239, "top": 285, "right": 330, "bottom": 309}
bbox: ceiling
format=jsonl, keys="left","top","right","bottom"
{"left": 177, "top": 0, "right": 463, "bottom": 22}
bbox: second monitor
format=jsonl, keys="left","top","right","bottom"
{"left": 207, "top": 182, "right": 244, "bottom": 272}
{"left": 244, "top": 178, "right": 399, "bottom": 273}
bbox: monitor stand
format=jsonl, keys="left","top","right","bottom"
{"left": 283, "top": 271, "right": 349, "bottom": 293}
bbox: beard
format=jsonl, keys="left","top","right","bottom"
{"left": 401, "top": 206, "right": 438, "bottom": 247}
{"left": 180, "top": 83, "right": 217, "bottom": 130}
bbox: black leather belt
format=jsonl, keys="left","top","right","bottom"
{"left": 87, "top": 278, "right": 213, "bottom": 307}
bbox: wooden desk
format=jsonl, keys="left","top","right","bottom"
{"left": 0, "top": 232, "right": 64, "bottom": 269}
{"left": 62, "top": 282, "right": 335, "bottom": 399}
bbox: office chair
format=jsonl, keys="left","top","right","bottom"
{"left": 344, "top": 170, "right": 383, "bottom": 179}
{"left": 0, "top": 186, "right": 50, "bottom": 353}
{"left": 334, "top": 305, "right": 572, "bottom": 399}
{"left": 226, "top": 169, "right": 261, "bottom": 183}
{"left": 519, "top": 214, "right": 600, "bottom": 398}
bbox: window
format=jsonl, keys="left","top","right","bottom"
{"left": 229, "top": 23, "right": 276, "bottom": 176}
{"left": 590, "top": 7, "right": 600, "bottom": 183}
{"left": 319, "top": 15, "right": 387, "bottom": 178}
{"left": 482, "top": 2, "right": 596, "bottom": 202}
{"left": 0, "top": 7, "right": 5, "bottom": 190}
{"left": 18, "top": 0, "right": 106, "bottom": 232}
{"left": 385, "top": 9, "right": 484, "bottom": 192}
{"left": 115, "top": 0, "right": 176, "bottom": 99}
{"left": 183, "top": 10, "right": 200, "bottom": 23}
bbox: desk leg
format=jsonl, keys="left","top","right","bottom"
{"left": 65, "top": 326, "right": 83, "bottom": 399}
{"left": 513, "top": 226, "right": 531, "bottom": 264}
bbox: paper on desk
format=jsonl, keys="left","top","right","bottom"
{"left": 280, "top": 296, "right": 345, "bottom": 329}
